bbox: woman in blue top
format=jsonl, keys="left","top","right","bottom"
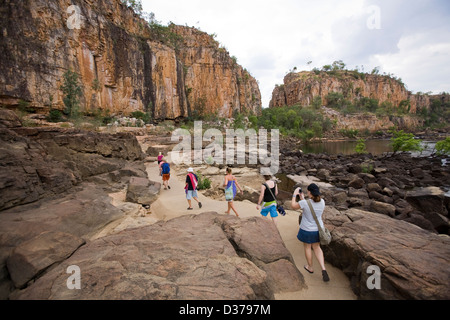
{"left": 292, "top": 183, "right": 330, "bottom": 282}
{"left": 223, "top": 168, "right": 243, "bottom": 217}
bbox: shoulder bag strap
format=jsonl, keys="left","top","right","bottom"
{"left": 306, "top": 199, "right": 324, "bottom": 233}
{"left": 263, "top": 182, "right": 278, "bottom": 203}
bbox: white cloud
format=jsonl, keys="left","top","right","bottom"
{"left": 142, "top": 0, "right": 450, "bottom": 107}
{"left": 372, "top": 33, "right": 450, "bottom": 93}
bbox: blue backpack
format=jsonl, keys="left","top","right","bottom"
{"left": 162, "top": 162, "right": 170, "bottom": 174}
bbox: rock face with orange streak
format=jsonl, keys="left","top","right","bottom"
{"left": 172, "top": 26, "right": 261, "bottom": 118}
{"left": 0, "top": 0, "right": 261, "bottom": 120}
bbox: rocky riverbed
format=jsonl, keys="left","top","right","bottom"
{"left": 1, "top": 109, "right": 449, "bottom": 300}
{"left": 279, "top": 142, "right": 450, "bottom": 235}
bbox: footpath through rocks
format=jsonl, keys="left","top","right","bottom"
{"left": 0, "top": 116, "right": 353, "bottom": 300}
{"left": 146, "top": 153, "right": 357, "bottom": 300}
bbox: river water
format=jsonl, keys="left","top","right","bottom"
{"left": 301, "top": 140, "right": 437, "bottom": 157}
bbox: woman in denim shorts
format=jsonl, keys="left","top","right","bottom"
{"left": 291, "top": 183, "right": 330, "bottom": 282}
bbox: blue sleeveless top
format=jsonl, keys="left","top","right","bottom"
{"left": 226, "top": 180, "right": 237, "bottom": 198}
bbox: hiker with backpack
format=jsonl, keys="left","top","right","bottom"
{"left": 159, "top": 160, "right": 171, "bottom": 190}
{"left": 185, "top": 167, "right": 202, "bottom": 210}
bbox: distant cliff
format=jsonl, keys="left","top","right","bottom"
{"left": 269, "top": 70, "right": 447, "bottom": 113}
{"left": 0, "top": 0, "right": 261, "bottom": 120}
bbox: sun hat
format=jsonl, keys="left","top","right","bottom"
{"left": 307, "top": 183, "right": 321, "bottom": 196}
{"left": 187, "top": 167, "right": 194, "bottom": 173}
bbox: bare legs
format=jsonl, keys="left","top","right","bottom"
{"left": 187, "top": 197, "right": 201, "bottom": 209}
{"left": 225, "top": 201, "right": 239, "bottom": 217}
{"left": 303, "top": 242, "right": 326, "bottom": 273}
{"left": 270, "top": 216, "right": 277, "bottom": 226}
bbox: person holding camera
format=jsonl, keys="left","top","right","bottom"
{"left": 291, "top": 184, "right": 330, "bottom": 282}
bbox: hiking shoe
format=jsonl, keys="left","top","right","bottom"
{"left": 199, "top": 202, "right": 202, "bottom": 208}
{"left": 322, "top": 270, "right": 330, "bottom": 282}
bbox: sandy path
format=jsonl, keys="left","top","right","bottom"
{"left": 146, "top": 157, "right": 357, "bottom": 300}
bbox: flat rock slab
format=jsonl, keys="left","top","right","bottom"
{"left": 0, "top": 183, "right": 126, "bottom": 298}
{"left": 12, "top": 212, "right": 306, "bottom": 300}
{"left": 7, "top": 231, "right": 85, "bottom": 288}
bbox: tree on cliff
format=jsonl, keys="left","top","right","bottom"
{"left": 121, "top": 0, "right": 143, "bottom": 16}
{"left": 60, "top": 69, "right": 82, "bottom": 118}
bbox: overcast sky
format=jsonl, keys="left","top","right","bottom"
{"left": 141, "top": 0, "right": 450, "bottom": 108}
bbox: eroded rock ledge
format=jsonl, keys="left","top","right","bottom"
{"left": 11, "top": 213, "right": 305, "bottom": 300}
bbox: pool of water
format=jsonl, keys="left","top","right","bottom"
{"left": 301, "top": 140, "right": 437, "bottom": 157}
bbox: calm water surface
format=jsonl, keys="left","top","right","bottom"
{"left": 301, "top": 140, "right": 437, "bottom": 156}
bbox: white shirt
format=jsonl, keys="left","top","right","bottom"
{"left": 299, "top": 199, "right": 325, "bottom": 232}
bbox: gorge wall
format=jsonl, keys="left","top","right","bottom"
{"left": 0, "top": 0, "right": 261, "bottom": 120}
{"left": 269, "top": 70, "right": 447, "bottom": 113}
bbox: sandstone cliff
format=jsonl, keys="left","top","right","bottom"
{"left": 0, "top": 0, "right": 261, "bottom": 120}
{"left": 321, "top": 106, "right": 423, "bottom": 133}
{"left": 269, "top": 70, "right": 445, "bottom": 113}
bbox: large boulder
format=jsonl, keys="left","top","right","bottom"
{"left": 323, "top": 208, "right": 450, "bottom": 300}
{"left": 12, "top": 213, "right": 306, "bottom": 300}
{"left": 348, "top": 177, "right": 365, "bottom": 189}
{"left": 405, "top": 187, "right": 449, "bottom": 234}
{"left": 0, "top": 109, "right": 22, "bottom": 128}
{"left": 369, "top": 200, "right": 396, "bottom": 217}
{"left": 125, "top": 177, "right": 161, "bottom": 206}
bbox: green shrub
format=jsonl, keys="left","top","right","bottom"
{"left": 148, "top": 22, "right": 183, "bottom": 49}
{"left": 435, "top": 137, "right": 450, "bottom": 156}
{"left": 232, "top": 111, "right": 245, "bottom": 129}
{"left": 47, "top": 109, "right": 63, "bottom": 123}
{"left": 312, "top": 96, "right": 322, "bottom": 109}
{"left": 361, "top": 162, "right": 374, "bottom": 173}
{"left": 340, "top": 129, "right": 359, "bottom": 139}
{"left": 130, "top": 110, "right": 151, "bottom": 124}
{"left": 326, "top": 92, "right": 345, "bottom": 109}
{"left": 248, "top": 115, "right": 258, "bottom": 129}
{"left": 197, "top": 173, "right": 211, "bottom": 190}
{"left": 390, "top": 130, "right": 423, "bottom": 154}
{"left": 355, "top": 139, "right": 368, "bottom": 154}
{"left": 228, "top": 104, "right": 336, "bottom": 142}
